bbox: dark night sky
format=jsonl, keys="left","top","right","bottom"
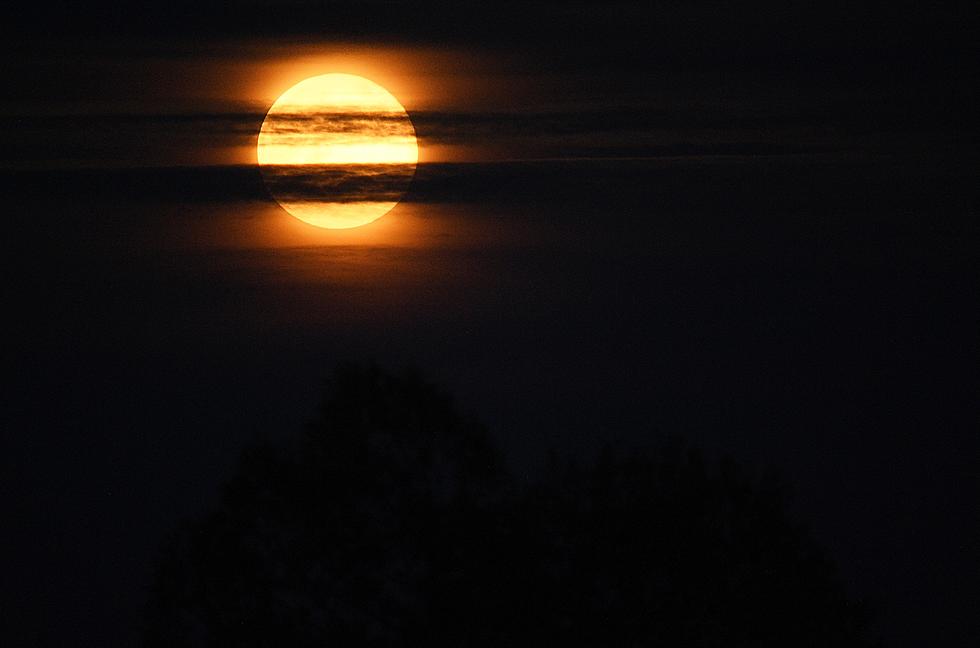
{"left": 3, "top": 2, "right": 978, "bottom": 646}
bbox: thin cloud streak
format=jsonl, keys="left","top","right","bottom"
{"left": 3, "top": 106, "right": 872, "bottom": 168}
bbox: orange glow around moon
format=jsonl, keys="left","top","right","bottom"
{"left": 258, "top": 74, "right": 418, "bottom": 229}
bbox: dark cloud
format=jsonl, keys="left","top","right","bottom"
{"left": 260, "top": 163, "right": 416, "bottom": 203}
{"left": 6, "top": 100, "right": 960, "bottom": 170}
{"left": 261, "top": 112, "right": 416, "bottom": 137}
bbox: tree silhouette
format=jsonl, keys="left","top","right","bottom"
{"left": 143, "top": 364, "right": 877, "bottom": 647}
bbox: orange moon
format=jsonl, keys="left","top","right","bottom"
{"left": 258, "top": 74, "right": 418, "bottom": 229}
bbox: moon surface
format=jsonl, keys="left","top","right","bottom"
{"left": 258, "top": 74, "right": 418, "bottom": 229}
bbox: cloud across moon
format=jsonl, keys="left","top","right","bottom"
{"left": 258, "top": 74, "right": 418, "bottom": 229}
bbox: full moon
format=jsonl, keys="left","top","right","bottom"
{"left": 258, "top": 74, "right": 418, "bottom": 229}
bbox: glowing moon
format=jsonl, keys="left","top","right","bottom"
{"left": 258, "top": 74, "right": 418, "bottom": 229}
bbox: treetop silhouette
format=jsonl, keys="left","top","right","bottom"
{"left": 144, "top": 364, "right": 877, "bottom": 647}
